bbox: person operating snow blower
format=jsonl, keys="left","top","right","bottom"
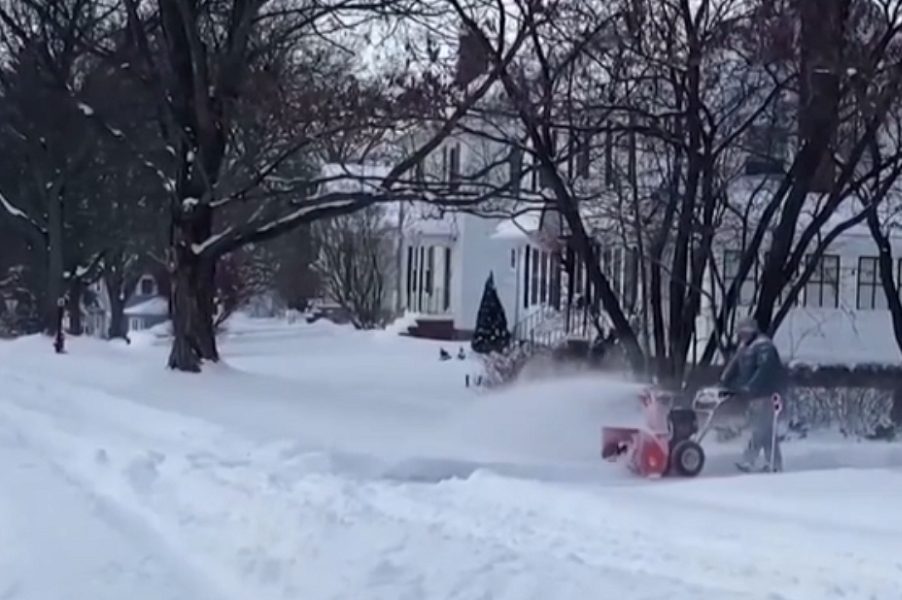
{"left": 720, "top": 317, "right": 788, "bottom": 473}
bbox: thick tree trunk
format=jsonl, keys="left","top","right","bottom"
{"left": 45, "top": 194, "right": 64, "bottom": 334}
{"left": 104, "top": 264, "right": 130, "bottom": 339}
{"left": 66, "top": 278, "right": 84, "bottom": 335}
{"left": 167, "top": 213, "right": 218, "bottom": 372}
{"left": 109, "top": 298, "right": 127, "bottom": 339}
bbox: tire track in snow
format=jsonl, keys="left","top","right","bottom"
{"left": 0, "top": 373, "right": 242, "bottom": 600}
{"left": 0, "top": 409, "right": 228, "bottom": 600}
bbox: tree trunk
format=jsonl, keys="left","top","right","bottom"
{"left": 167, "top": 213, "right": 218, "bottom": 372}
{"left": 66, "top": 277, "right": 84, "bottom": 335}
{"left": 45, "top": 193, "right": 64, "bottom": 334}
{"left": 109, "top": 298, "right": 127, "bottom": 339}
{"left": 104, "top": 263, "right": 131, "bottom": 340}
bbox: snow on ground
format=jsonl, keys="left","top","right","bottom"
{"left": 1, "top": 316, "right": 902, "bottom": 600}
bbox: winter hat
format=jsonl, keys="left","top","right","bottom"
{"left": 736, "top": 316, "right": 759, "bottom": 334}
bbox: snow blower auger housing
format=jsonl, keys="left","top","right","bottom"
{"left": 601, "top": 386, "right": 733, "bottom": 478}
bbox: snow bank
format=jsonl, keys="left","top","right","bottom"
{"left": 377, "top": 311, "right": 420, "bottom": 337}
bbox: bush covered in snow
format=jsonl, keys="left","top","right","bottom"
{"left": 786, "top": 387, "right": 895, "bottom": 439}
{"left": 475, "top": 341, "right": 547, "bottom": 388}
{"left": 710, "top": 386, "right": 897, "bottom": 441}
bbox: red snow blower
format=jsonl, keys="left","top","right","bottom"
{"left": 601, "top": 386, "right": 734, "bottom": 478}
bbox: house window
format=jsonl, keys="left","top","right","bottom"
{"left": 744, "top": 95, "right": 789, "bottom": 176}
{"left": 623, "top": 248, "right": 639, "bottom": 311}
{"left": 523, "top": 247, "right": 531, "bottom": 308}
{"left": 604, "top": 128, "right": 615, "bottom": 187}
{"left": 531, "top": 247, "right": 540, "bottom": 305}
{"left": 550, "top": 253, "right": 561, "bottom": 309}
{"left": 762, "top": 251, "right": 800, "bottom": 307}
{"left": 744, "top": 123, "right": 787, "bottom": 176}
{"left": 626, "top": 116, "right": 637, "bottom": 182}
{"left": 415, "top": 159, "right": 424, "bottom": 185}
{"left": 803, "top": 254, "right": 840, "bottom": 308}
{"left": 574, "top": 255, "right": 584, "bottom": 296}
{"left": 139, "top": 276, "right": 155, "bottom": 296}
{"left": 577, "top": 131, "right": 592, "bottom": 179}
{"left": 540, "top": 251, "right": 549, "bottom": 303}
{"left": 604, "top": 247, "right": 624, "bottom": 299}
{"left": 857, "top": 257, "right": 886, "bottom": 310}
{"left": 448, "top": 144, "right": 461, "bottom": 191}
{"left": 529, "top": 143, "right": 539, "bottom": 192}
{"left": 540, "top": 132, "right": 557, "bottom": 188}
{"left": 443, "top": 248, "right": 452, "bottom": 311}
{"left": 723, "top": 250, "right": 756, "bottom": 306}
{"left": 417, "top": 246, "right": 425, "bottom": 309}
{"left": 509, "top": 145, "right": 522, "bottom": 195}
{"left": 425, "top": 246, "right": 434, "bottom": 294}
{"left": 406, "top": 246, "right": 414, "bottom": 307}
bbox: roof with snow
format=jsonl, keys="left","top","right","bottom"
{"left": 492, "top": 211, "right": 542, "bottom": 240}
{"left": 124, "top": 296, "right": 169, "bottom": 317}
{"left": 318, "top": 162, "right": 390, "bottom": 195}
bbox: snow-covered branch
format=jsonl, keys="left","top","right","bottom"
{"left": 0, "top": 190, "right": 47, "bottom": 241}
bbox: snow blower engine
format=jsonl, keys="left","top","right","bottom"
{"left": 601, "top": 386, "right": 733, "bottom": 478}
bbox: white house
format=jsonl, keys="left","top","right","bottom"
{"left": 396, "top": 120, "right": 572, "bottom": 341}
{"left": 398, "top": 200, "right": 526, "bottom": 340}
{"left": 82, "top": 270, "right": 169, "bottom": 337}
{"left": 698, "top": 202, "right": 902, "bottom": 366}
{"left": 395, "top": 117, "right": 902, "bottom": 367}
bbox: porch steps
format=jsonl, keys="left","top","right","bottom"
{"left": 405, "top": 317, "right": 466, "bottom": 341}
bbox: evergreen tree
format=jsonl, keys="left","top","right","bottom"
{"left": 471, "top": 272, "right": 512, "bottom": 354}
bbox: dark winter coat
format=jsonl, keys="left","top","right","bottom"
{"left": 720, "top": 334, "right": 787, "bottom": 399}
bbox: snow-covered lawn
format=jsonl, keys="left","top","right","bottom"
{"left": 1, "top": 317, "right": 901, "bottom": 600}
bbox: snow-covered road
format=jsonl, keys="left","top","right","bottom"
{"left": 0, "top": 394, "right": 222, "bottom": 600}
{"left": 2, "top": 318, "right": 902, "bottom": 599}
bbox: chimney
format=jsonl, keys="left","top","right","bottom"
{"left": 454, "top": 26, "right": 489, "bottom": 88}
{"left": 799, "top": 0, "right": 846, "bottom": 193}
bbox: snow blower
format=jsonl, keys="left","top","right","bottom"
{"left": 601, "top": 386, "right": 734, "bottom": 478}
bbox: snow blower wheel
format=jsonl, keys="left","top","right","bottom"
{"left": 670, "top": 440, "right": 705, "bottom": 477}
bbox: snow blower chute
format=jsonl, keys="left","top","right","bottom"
{"left": 601, "top": 387, "right": 733, "bottom": 478}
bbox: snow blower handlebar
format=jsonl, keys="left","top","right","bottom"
{"left": 691, "top": 387, "right": 735, "bottom": 444}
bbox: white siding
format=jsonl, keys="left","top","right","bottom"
{"left": 699, "top": 231, "right": 902, "bottom": 365}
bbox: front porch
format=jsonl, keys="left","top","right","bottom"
{"left": 402, "top": 237, "right": 462, "bottom": 340}
{"left": 511, "top": 237, "right": 640, "bottom": 349}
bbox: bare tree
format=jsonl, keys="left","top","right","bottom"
{"left": 0, "top": 2, "right": 99, "bottom": 333}
{"left": 696, "top": 0, "right": 902, "bottom": 372}
{"left": 214, "top": 245, "right": 279, "bottom": 328}
{"left": 443, "top": 0, "right": 902, "bottom": 387}
{"left": 71, "top": 0, "right": 532, "bottom": 372}
{"left": 312, "top": 204, "right": 396, "bottom": 329}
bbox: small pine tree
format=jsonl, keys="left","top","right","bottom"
{"left": 471, "top": 272, "right": 511, "bottom": 354}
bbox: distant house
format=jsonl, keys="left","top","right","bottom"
{"left": 122, "top": 271, "right": 169, "bottom": 332}
{"left": 83, "top": 268, "right": 170, "bottom": 337}
{"left": 125, "top": 296, "right": 169, "bottom": 332}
